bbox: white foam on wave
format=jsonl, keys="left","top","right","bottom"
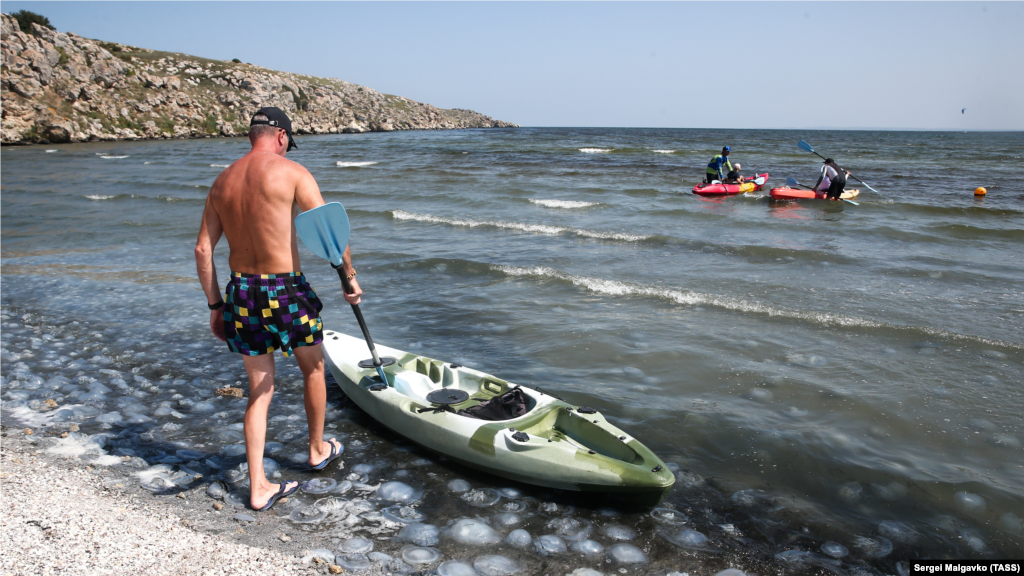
{"left": 100, "top": 155, "right": 129, "bottom": 159}
{"left": 579, "top": 148, "right": 611, "bottom": 153}
{"left": 529, "top": 199, "right": 600, "bottom": 209}
{"left": 490, "top": 265, "right": 1024, "bottom": 349}
{"left": 392, "top": 210, "right": 648, "bottom": 242}
{"left": 46, "top": 149, "right": 58, "bottom": 153}
{"left": 651, "top": 149, "right": 675, "bottom": 154}
{"left": 336, "top": 161, "right": 379, "bottom": 167}
{"left": 84, "top": 195, "right": 117, "bottom": 200}
{"left": 210, "top": 164, "right": 229, "bottom": 168}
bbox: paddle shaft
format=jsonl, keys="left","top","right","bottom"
{"left": 333, "top": 264, "right": 387, "bottom": 375}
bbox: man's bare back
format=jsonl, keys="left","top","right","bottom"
{"left": 209, "top": 150, "right": 320, "bottom": 274}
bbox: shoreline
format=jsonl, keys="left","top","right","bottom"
{"left": 0, "top": 425, "right": 329, "bottom": 575}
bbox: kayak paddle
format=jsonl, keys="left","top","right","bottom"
{"left": 295, "top": 202, "right": 395, "bottom": 386}
{"left": 786, "top": 176, "right": 859, "bottom": 206}
{"left": 797, "top": 140, "right": 883, "bottom": 196}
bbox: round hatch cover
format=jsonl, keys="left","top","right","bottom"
{"left": 425, "top": 389, "right": 470, "bottom": 405}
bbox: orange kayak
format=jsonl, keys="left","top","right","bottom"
{"left": 769, "top": 187, "right": 860, "bottom": 201}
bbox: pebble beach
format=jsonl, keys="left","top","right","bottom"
{"left": 0, "top": 429, "right": 322, "bottom": 576}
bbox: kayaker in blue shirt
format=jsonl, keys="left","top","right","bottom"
{"left": 705, "top": 146, "right": 732, "bottom": 183}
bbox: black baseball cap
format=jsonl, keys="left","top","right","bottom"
{"left": 250, "top": 107, "right": 297, "bottom": 150}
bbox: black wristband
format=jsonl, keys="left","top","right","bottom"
{"left": 208, "top": 300, "right": 224, "bottom": 310}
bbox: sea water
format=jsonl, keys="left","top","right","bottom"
{"left": 1, "top": 128, "right": 1022, "bottom": 572}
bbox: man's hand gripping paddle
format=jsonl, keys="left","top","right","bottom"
{"left": 787, "top": 176, "right": 860, "bottom": 206}
{"left": 797, "top": 140, "right": 883, "bottom": 196}
{"left": 295, "top": 202, "right": 395, "bottom": 386}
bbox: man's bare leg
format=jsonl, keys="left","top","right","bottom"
{"left": 294, "top": 344, "right": 340, "bottom": 466}
{"left": 243, "top": 353, "right": 296, "bottom": 509}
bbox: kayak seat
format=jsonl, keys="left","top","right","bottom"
{"left": 521, "top": 409, "right": 639, "bottom": 463}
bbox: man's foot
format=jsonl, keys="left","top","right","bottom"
{"left": 309, "top": 438, "right": 343, "bottom": 470}
{"left": 251, "top": 480, "right": 299, "bottom": 511}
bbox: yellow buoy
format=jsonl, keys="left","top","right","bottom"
{"left": 974, "top": 187, "right": 987, "bottom": 196}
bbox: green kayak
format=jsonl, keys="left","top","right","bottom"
{"left": 322, "top": 330, "right": 675, "bottom": 506}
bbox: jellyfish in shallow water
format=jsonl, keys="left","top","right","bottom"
{"left": 397, "top": 523, "right": 440, "bottom": 547}
{"left": 601, "top": 524, "right": 636, "bottom": 540}
{"left": 608, "top": 543, "right": 647, "bottom": 564}
{"left": 377, "top": 481, "right": 422, "bottom": 503}
{"left": 852, "top": 535, "right": 893, "bottom": 558}
{"left": 491, "top": 512, "right": 521, "bottom": 528}
{"left": 339, "top": 537, "right": 374, "bottom": 554}
{"left": 447, "top": 518, "right": 501, "bottom": 545}
{"left": 821, "top": 542, "right": 848, "bottom": 558}
{"left": 401, "top": 546, "right": 442, "bottom": 565}
{"left": 504, "top": 529, "right": 531, "bottom": 548}
{"left": 659, "top": 527, "right": 708, "bottom": 549}
{"left": 878, "top": 520, "right": 919, "bottom": 544}
{"left": 302, "top": 478, "right": 337, "bottom": 494}
{"left": 569, "top": 539, "right": 604, "bottom": 556}
{"left": 383, "top": 504, "right": 427, "bottom": 524}
{"left": 473, "top": 555, "right": 521, "bottom": 576}
{"left": 1000, "top": 512, "right": 1022, "bottom": 534}
{"left": 447, "top": 479, "right": 472, "bottom": 493}
{"left": 437, "top": 560, "right": 477, "bottom": 576}
{"left": 206, "top": 482, "right": 226, "bottom": 499}
{"left": 650, "top": 507, "right": 689, "bottom": 525}
{"left": 334, "top": 554, "right": 371, "bottom": 571}
{"left": 289, "top": 504, "right": 328, "bottom": 524}
{"left": 533, "top": 534, "right": 567, "bottom": 555}
{"left": 954, "top": 491, "right": 986, "bottom": 514}
{"left": 838, "top": 482, "right": 863, "bottom": 503}
{"left": 460, "top": 488, "right": 501, "bottom": 507}
{"left": 545, "top": 517, "right": 593, "bottom": 541}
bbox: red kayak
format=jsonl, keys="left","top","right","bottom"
{"left": 769, "top": 187, "right": 860, "bottom": 201}
{"left": 692, "top": 173, "right": 769, "bottom": 196}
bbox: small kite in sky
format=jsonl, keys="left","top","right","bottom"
{"left": 962, "top": 108, "right": 966, "bottom": 114}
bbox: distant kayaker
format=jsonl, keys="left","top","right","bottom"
{"left": 704, "top": 146, "right": 733, "bottom": 184}
{"left": 724, "top": 163, "right": 745, "bottom": 184}
{"left": 812, "top": 158, "right": 850, "bottom": 201}
{"left": 194, "top": 107, "right": 359, "bottom": 511}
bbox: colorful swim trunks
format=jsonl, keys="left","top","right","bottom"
{"left": 223, "top": 272, "right": 324, "bottom": 357}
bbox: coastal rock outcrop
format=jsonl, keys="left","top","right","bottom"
{"left": 0, "top": 14, "right": 517, "bottom": 145}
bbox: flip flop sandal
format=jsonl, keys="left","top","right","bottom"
{"left": 255, "top": 480, "right": 299, "bottom": 512}
{"left": 310, "top": 438, "right": 343, "bottom": 471}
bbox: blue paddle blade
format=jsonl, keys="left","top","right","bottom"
{"left": 798, "top": 140, "right": 814, "bottom": 153}
{"left": 786, "top": 177, "right": 799, "bottom": 186}
{"left": 843, "top": 199, "right": 860, "bottom": 206}
{"left": 295, "top": 203, "right": 351, "bottom": 267}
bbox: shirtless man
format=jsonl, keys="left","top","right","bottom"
{"left": 194, "top": 107, "right": 362, "bottom": 511}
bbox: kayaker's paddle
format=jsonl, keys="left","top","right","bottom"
{"left": 786, "top": 176, "right": 859, "bottom": 206}
{"left": 295, "top": 202, "right": 395, "bottom": 386}
{"left": 797, "top": 140, "right": 884, "bottom": 196}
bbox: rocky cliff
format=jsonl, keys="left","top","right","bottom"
{"left": 0, "top": 14, "right": 517, "bottom": 145}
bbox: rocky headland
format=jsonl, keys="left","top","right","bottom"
{"left": 0, "top": 13, "right": 517, "bottom": 145}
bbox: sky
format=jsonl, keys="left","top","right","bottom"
{"left": 5, "top": 1, "right": 1023, "bottom": 130}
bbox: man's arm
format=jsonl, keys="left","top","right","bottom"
{"left": 195, "top": 194, "right": 227, "bottom": 341}
{"left": 294, "top": 166, "right": 363, "bottom": 305}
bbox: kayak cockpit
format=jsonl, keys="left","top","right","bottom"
{"left": 387, "top": 357, "right": 540, "bottom": 420}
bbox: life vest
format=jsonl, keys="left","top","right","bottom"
{"left": 706, "top": 154, "right": 732, "bottom": 175}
